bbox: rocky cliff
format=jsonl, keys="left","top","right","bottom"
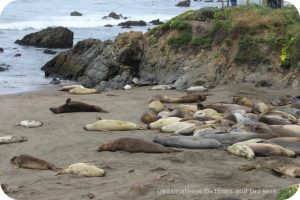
{"left": 41, "top": 6, "right": 300, "bottom": 90}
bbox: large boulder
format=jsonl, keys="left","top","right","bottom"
{"left": 108, "top": 12, "right": 123, "bottom": 19}
{"left": 15, "top": 27, "right": 74, "bottom": 48}
{"left": 70, "top": 11, "right": 83, "bottom": 16}
{"left": 118, "top": 20, "right": 146, "bottom": 27}
{"left": 176, "top": 0, "right": 191, "bottom": 7}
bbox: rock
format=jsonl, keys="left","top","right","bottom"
{"left": 255, "top": 80, "right": 273, "bottom": 87}
{"left": 70, "top": 11, "right": 82, "bottom": 16}
{"left": 149, "top": 19, "right": 163, "bottom": 25}
{"left": 176, "top": 0, "right": 191, "bottom": 7}
{"left": 0, "top": 64, "right": 10, "bottom": 72}
{"left": 15, "top": 27, "right": 73, "bottom": 48}
{"left": 104, "top": 24, "right": 113, "bottom": 27}
{"left": 118, "top": 20, "right": 146, "bottom": 27}
{"left": 0, "top": 47, "right": 3, "bottom": 53}
{"left": 123, "top": 84, "right": 132, "bottom": 90}
{"left": 43, "top": 49, "right": 57, "bottom": 54}
{"left": 14, "top": 53, "right": 22, "bottom": 57}
{"left": 49, "top": 78, "right": 61, "bottom": 85}
{"left": 108, "top": 12, "right": 123, "bottom": 19}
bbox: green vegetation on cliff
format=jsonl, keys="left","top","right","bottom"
{"left": 149, "top": 5, "right": 300, "bottom": 68}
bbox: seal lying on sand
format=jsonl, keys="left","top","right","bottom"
{"left": 16, "top": 120, "right": 43, "bottom": 128}
{"left": 264, "top": 138, "right": 300, "bottom": 155}
{"left": 141, "top": 110, "right": 158, "bottom": 124}
{"left": 268, "top": 125, "right": 300, "bottom": 137}
{"left": 50, "top": 98, "right": 108, "bottom": 114}
{"left": 59, "top": 85, "right": 84, "bottom": 91}
{"left": 161, "top": 122, "right": 195, "bottom": 133}
{"left": 153, "top": 136, "right": 222, "bottom": 149}
{"left": 56, "top": 163, "right": 106, "bottom": 177}
{"left": 0, "top": 135, "right": 28, "bottom": 144}
{"left": 10, "top": 154, "right": 59, "bottom": 171}
{"left": 149, "top": 117, "right": 182, "bottom": 129}
{"left": 84, "top": 119, "right": 145, "bottom": 131}
{"left": 201, "top": 103, "right": 252, "bottom": 115}
{"left": 239, "top": 156, "right": 300, "bottom": 178}
{"left": 227, "top": 144, "right": 255, "bottom": 160}
{"left": 232, "top": 96, "right": 253, "bottom": 108}
{"left": 245, "top": 143, "right": 296, "bottom": 157}
{"left": 69, "top": 86, "right": 98, "bottom": 95}
{"left": 98, "top": 138, "right": 179, "bottom": 153}
{"left": 148, "top": 100, "right": 164, "bottom": 112}
{"left": 150, "top": 94, "right": 206, "bottom": 103}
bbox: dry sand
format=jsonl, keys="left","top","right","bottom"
{"left": 0, "top": 83, "right": 299, "bottom": 200}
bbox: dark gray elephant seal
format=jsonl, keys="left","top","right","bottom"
{"left": 245, "top": 143, "right": 296, "bottom": 157}
{"left": 50, "top": 98, "right": 108, "bottom": 114}
{"left": 239, "top": 156, "right": 300, "bottom": 178}
{"left": 201, "top": 103, "right": 252, "bottom": 114}
{"left": 194, "top": 130, "right": 259, "bottom": 146}
{"left": 153, "top": 136, "right": 222, "bottom": 149}
{"left": 10, "top": 154, "right": 60, "bottom": 171}
{"left": 98, "top": 138, "right": 179, "bottom": 153}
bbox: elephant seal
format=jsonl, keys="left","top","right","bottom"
{"left": 153, "top": 136, "right": 222, "bottom": 149}
{"left": 239, "top": 156, "right": 300, "bottom": 178}
{"left": 225, "top": 113, "right": 256, "bottom": 125}
{"left": 271, "top": 96, "right": 290, "bottom": 106}
{"left": 10, "top": 154, "right": 59, "bottom": 171}
{"left": 253, "top": 102, "right": 269, "bottom": 114}
{"left": 150, "top": 94, "right": 206, "bottom": 103}
{"left": 268, "top": 125, "right": 300, "bottom": 137}
{"left": 264, "top": 138, "right": 300, "bottom": 154}
{"left": 69, "top": 86, "right": 98, "bottom": 95}
{"left": 245, "top": 143, "right": 296, "bottom": 157}
{"left": 148, "top": 100, "right": 164, "bottom": 112}
{"left": 84, "top": 119, "right": 145, "bottom": 131}
{"left": 49, "top": 78, "right": 61, "bottom": 85}
{"left": 195, "top": 130, "right": 259, "bottom": 146}
{"left": 232, "top": 96, "right": 253, "bottom": 108}
{"left": 56, "top": 163, "right": 106, "bottom": 177}
{"left": 0, "top": 135, "right": 28, "bottom": 144}
{"left": 50, "top": 98, "right": 108, "bottom": 114}
{"left": 202, "top": 103, "right": 252, "bottom": 114}
{"left": 59, "top": 85, "right": 83, "bottom": 91}
{"left": 227, "top": 144, "right": 255, "bottom": 159}
{"left": 260, "top": 110, "right": 297, "bottom": 125}
{"left": 259, "top": 115, "right": 293, "bottom": 125}
{"left": 193, "top": 108, "right": 223, "bottom": 121}
{"left": 16, "top": 120, "right": 43, "bottom": 128}
{"left": 291, "top": 102, "right": 300, "bottom": 109}
{"left": 149, "top": 117, "right": 182, "bottom": 129}
{"left": 267, "top": 137, "right": 300, "bottom": 143}
{"left": 161, "top": 122, "right": 195, "bottom": 133}
{"left": 98, "top": 138, "right": 179, "bottom": 153}
{"left": 141, "top": 110, "right": 158, "bottom": 124}
{"left": 150, "top": 85, "right": 172, "bottom": 90}
{"left": 186, "top": 86, "right": 208, "bottom": 92}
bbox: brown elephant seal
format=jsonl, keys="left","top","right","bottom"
{"left": 10, "top": 154, "right": 60, "bottom": 171}
{"left": 259, "top": 115, "right": 293, "bottom": 125}
{"left": 98, "top": 138, "right": 179, "bottom": 153}
{"left": 239, "top": 156, "right": 300, "bottom": 178}
{"left": 268, "top": 125, "right": 300, "bottom": 137}
{"left": 264, "top": 138, "right": 300, "bottom": 154}
{"left": 50, "top": 98, "right": 108, "bottom": 114}
{"left": 141, "top": 110, "right": 158, "bottom": 124}
{"left": 232, "top": 96, "right": 253, "bottom": 108}
{"left": 201, "top": 103, "right": 252, "bottom": 115}
{"left": 245, "top": 143, "right": 296, "bottom": 157}
{"left": 150, "top": 94, "right": 206, "bottom": 103}
{"left": 153, "top": 136, "right": 222, "bottom": 149}
{"left": 271, "top": 96, "right": 291, "bottom": 106}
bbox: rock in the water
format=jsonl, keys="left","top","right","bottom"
{"left": 49, "top": 78, "right": 61, "bottom": 85}
{"left": 0, "top": 64, "right": 9, "bottom": 72}
{"left": 176, "top": 0, "right": 191, "bottom": 7}
{"left": 0, "top": 47, "right": 3, "bottom": 53}
{"left": 118, "top": 20, "right": 146, "bottom": 27}
{"left": 14, "top": 54, "right": 22, "bottom": 57}
{"left": 70, "top": 11, "right": 83, "bottom": 16}
{"left": 43, "top": 49, "right": 57, "bottom": 54}
{"left": 149, "top": 19, "right": 163, "bottom": 25}
{"left": 121, "top": 25, "right": 132, "bottom": 29}
{"left": 104, "top": 24, "right": 113, "bottom": 27}
{"left": 108, "top": 12, "right": 123, "bottom": 19}
{"left": 15, "top": 27, "right": 74, "bottom": 48}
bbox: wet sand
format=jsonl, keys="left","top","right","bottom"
{"left": 0, "top": 83, "right": 299, "bottom": 200}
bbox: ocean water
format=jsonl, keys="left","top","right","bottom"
{"left": 0, "top": 0, "right": 222, "bottom": 94}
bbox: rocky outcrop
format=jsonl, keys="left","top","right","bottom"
{"left": 149, "top": 19, "right": 164, "bottom": 25}
{"left": 70, "top": 11, "right": 83, "bottom": 16}
{"left": 118, "top": 20, "right": 146, "bottom": 27}
{"left": 176, "top": 0, "right": 191, "bottom": 7}
{"left": 0, "top": 47, "right": 3, "bottom": 53}
{"left": 108, "top": 12, "right": 123, "bottom": 19}
{"left": 0, "top": 64, "right": 9, "bottom": 72}
{"left": 15, "top": 27, "right": 73, "bottom": 48}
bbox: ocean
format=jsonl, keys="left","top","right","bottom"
{"left": 0, "top": 0, "right": 227, "bottom": 94}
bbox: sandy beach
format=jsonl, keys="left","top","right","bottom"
{"left": 0, "top": 84, "right": 299, "bottom": 200}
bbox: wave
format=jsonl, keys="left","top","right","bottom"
{"left": 0, "top": 14, "right": 173, "bottom": 30}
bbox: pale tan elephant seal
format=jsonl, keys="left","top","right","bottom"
{"left": 84, "top": 119, "right": 145, "bottom": 131}
{"left": 56, "top": 163, "right": 106, "bottom": 177}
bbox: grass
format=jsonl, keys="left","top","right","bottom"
{"left": 276, "top": 185, "right": 298, "bottom": 200}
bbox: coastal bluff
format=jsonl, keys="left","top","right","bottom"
{"left": 41, "top": 6, "right": 300, "bottom": 90}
